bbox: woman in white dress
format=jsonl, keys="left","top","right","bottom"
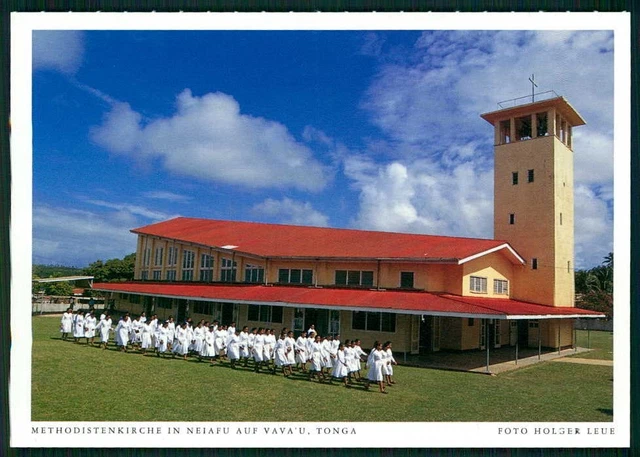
{"left": 273, "top": 333, "right": 290, "bottom": 376}
{"left": 343, "top": 339, "right": 357, "bottom": 382}
{"left": 226, "top": 330, "right": 241, "bottom": 369}
{"left": 166, "top": 318, "right": 176, "bottom": 352}
{"left": 295, "top": 332, "right": 308, "bottom": 372}
{"left": 140, "top": 320, "right": 153, "bottom": 354}
{"left": 96, "top": 313, "right": 112, "bottom": 349}
{"left": 172, "top": 323, "right": 189, "bottom": 360}
{"left": 73, "top": 311, "right": 85, "bottom": 343}
{"left": 156, "top": 322, "right": 170, "bottom": 358}
{"left": 320, "top": 336, "right": 333, "bottom": 376}
{"left": 60, "top": 308, "right": 74, "bottom": 340}
{"left": 115, "top": 314, "right": 131, "bottom": 352}
{"left": 308, "top": 335, "right": 326, "bottom": 382}
{"left": 383, "top": 341, "right": 398, "bottom": 385}
{"left": 365, "top": 341, "right": 387, "bottom": 394}
{"left": 331, "top": 343, "right": 351, "bottom": 387}
{"left": 192, "top": 322, "right": 205, "bottom": 354}
{"left": 238, "top": 326, "right": 250, "bottom": 367}
{"left": 252, "top": 328, "right": 266, "bottom": 373}
{"left": 130, "top": 316, "right": 142, "bottom": 349}
{"left": 200, "top": 325, "right": 217, "bottom": 365}
{"left": 353, "top": 339, "right": 367, "bottom": 381}
{"left": 214, "top": 325, "right": 227, "bottom": 361}
{"left": 84, "top": 311, "right": 97, "bottom": 346}
{"left": 284, "top": 331, "right": 296, "bottom": 369}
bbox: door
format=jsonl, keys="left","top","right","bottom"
{"left": 177, "top": 299, "right": 187, "bottom": 322}
{"left": 479, "top": 319, "right": 487, "bottom": 350}
{"left": 509, "top": 320, "right": 518, "bottom": 346}
{"left": 221, "top": 303, "right": 235, "bottom": 324}
{"left": 494, "top": 320, "right": 501, "bottom": 348}
{"left": 518, "top": 320, "right": 529, "bottom": 346}
{"left": 292, "top": 308, "right": 305, "bottom": 335}
{"left": 328, "top": 310, "right": 340, "bottom": 337}
{"left": 304, "top": 309, "right": 329, "bottom": 336}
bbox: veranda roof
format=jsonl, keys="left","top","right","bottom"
{"left": 92, "top": 282, "right": 605, "bottom": 320}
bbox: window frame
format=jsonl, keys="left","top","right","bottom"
{"left": 470, "top": 276, "right": 488, "bottom": 293}
{"left": 351, "top": 311, "right": 396, "bottom": 333}
{"left": 493, "top": 279, "right": 509, "bottom": 295}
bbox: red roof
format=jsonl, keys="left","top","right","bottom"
{"left": 131, "top": 217, "right": 523, "bottom": 263}
{"left": 92, "top": 282, "right": 604, "bottom": 320}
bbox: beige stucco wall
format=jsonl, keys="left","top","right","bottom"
{"left": 461, "top": 252, "right": 514, "bottom": 298}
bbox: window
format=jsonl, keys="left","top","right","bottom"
{"left": 119, "top": 293, "right": 129, "bottom": 300}
{"left": 220, "top": 258, "right": 237, "bottom": 282}
{"left": 247, "top": 305, "right": 283, "bottom": 323}
{"left": 509, "top": 213, "right": 515, "bottom": 225}
{"left": 567, "top": 261, "right": 571, "bottom": 273}
{"left": 470, "top": 276, "right": 487, "bottom": 293}
{"left": 157, "top": 297, "right": 172, "bottom": 309}
{"left": 154, "top": 247, "right": 164, "bottom": 266}
{"left": 400, "top": 272, "right": 415, "bottom": 289}
{"left": 181, "top": 250, "right": 195, "bottom": 281}
{"left": 140, "top": 271, "right": 148, "bottom": 280}
{"left": 560, "top": 213, "right": 563, "bottom": 225}
{"left": 528, "top": 169, "right": 534, "bottom": 183}
{"left": 167, "top": 247, "right": 178, "bottom": 266}
{"left": 335, "top": 270, "right": 374, "bottom": 287}
{"left": 142, "top": 247, "right": 151, "bottom": 267}
{"left": 245, "top": 264, "right": 265, "bottom": 283}
{"left": 468, "top": 318, "right": 475, "bottom": 326}
{"left": 351, "top": 311, "right": 396, "bottom": 333}
{"left": 532, "top": 258, "right": 538, "bottom": 270}
{"left": 193, "top": 300, "right": 213, "bottom": 315}
{"left": 200, "top": 254, "right": 214, "bottom": 281}
{"left": 152, "top": 270, "right": 162, "bottom": 280}
{"left": 512, "top": 172, "right": 519, "bottom": 185}
{"left": 278, "top": 268, "right": 313, "bottom": 285}
{"left": 499, "top": 119, "right": 511, "bottom": 144}
{"left": 165, "top": 269, "right": 176, "bottom": 281}
{"left": 536, "top": 112, "right": 548, "bottom": 137}
{"left": 515, "top": 115, "right": 532, "bottom": 141}
{"left": 494, "top": 279, "right": 509, "bottom": 295}
{"left": 130, "top": 294, "right": 140, "bottom": 304}
{"left": 528, "top": 320, "right": 539, "bottom": 329}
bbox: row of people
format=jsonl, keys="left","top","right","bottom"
{"left": 59, "top": 309, "right": 397, "bottom": 393}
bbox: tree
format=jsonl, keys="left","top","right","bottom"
{"left": 44, "top": 281, "right": 74, "bottom": 296}
{"left": 83, "top": 253, "right": 136, "bottom": 282}
{"left": 575, "top": 252, "right": 613, "bottom": 319}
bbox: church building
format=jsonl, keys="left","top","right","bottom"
{"left": 92, "top": 95, "right": 604, "bottom": 358}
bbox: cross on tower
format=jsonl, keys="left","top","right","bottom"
{"left": 529, "top": 74, "right": 538, "bottom": 102}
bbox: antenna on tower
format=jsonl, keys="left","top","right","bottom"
{"left": 528, "top": 74, "right": 538, "bottom": 103}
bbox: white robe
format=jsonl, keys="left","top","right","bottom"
{"left": 238, "top": 331, "right": 250, "bottom": 358}
{"left": 309, "top": 342, "right": 323, "bottom": 372}
{"left": 140, "top": 323, "right": 153, "bottom": 349}
{"left": 284, "top": 336, "right": 296, "bottom": 365}
{"left": 96, "top": 318, "right": 112, "bottom": 343}
{"left": 332, "top": 349, "right": 349, "bottom": 378}
{"left": 84, "top": 315, "right": 97, "bottom": 338}
{"left": 60, "top": 312, "right": 73, "bottom": 333}
{"left": 252, "top": 334, "right": 265, "bottom": 362}
{"left": 214, "top": 329, "right": 226, "bottom": 355}
{"left": 115, "top": 318, "right": 131, "bottom": 346}
{"left": 320, "top": 340, "right": 333, "bottom": 368}
{"left": 274, "top": 338, "right": 288, "bottom": 366}
{"left": 73, "top": 315, "right": 85, "bottom": 338}
{"left": 192, "top": 326, "right": 205, "bottom": 353}
{"left": 156, "top": 326, "right": 169, "bottom": 353}
{"left": 383, "top": 348, "right": 396, "bottom": 375}
{"left": 173, "top": 327, "right": 189, "bottom": 355}
{"left": 295, "top": 336, "right": 308, "bottom": 364}
{"left": 201, "top": 330, "right": 216, "bottom": 357}
{"left": 226, "top": 334, "right": 240, "bottom": 360}
{"left": 367, "top": 349, "right": 385, "bottom": 382}
{"left": 130, "top": 319, "right": 142, "bottom": 343}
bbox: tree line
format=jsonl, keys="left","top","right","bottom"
{"left": 575, "top": 253, "right": 613, "bottom": 320}
{"left": 33, "top": 253, "right": 135, "bottom": 296}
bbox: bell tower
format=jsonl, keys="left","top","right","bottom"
{"left": 481, "top": 95, "right": 585, "bottom": 307}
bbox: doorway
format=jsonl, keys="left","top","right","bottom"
{"left": 419, "top": 316, "right": 441, "bottom": 353}
{"left": 304, "top": 308, "right": 329, "bottom": 336}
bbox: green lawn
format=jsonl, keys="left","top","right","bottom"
{"left": 32, "top": 316, "right": 613, "bottom": 422}
{"left": 572, "top": 329, "right": 614, "bottom": 360}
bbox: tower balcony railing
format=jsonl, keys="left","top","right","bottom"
{"left": 497, "top": 90, "right": 560, "bottom": 109}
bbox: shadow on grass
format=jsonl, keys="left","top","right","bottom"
{"left": 598, "top": 408, "right": 613, "bottom": 416}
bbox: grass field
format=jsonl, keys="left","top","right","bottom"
{"left": 572, "top": 329, "right": 614, "bottom": 360}
{"left": 31, "top": 316, "right": 613, "bottom": 422}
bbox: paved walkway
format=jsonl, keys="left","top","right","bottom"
{"left": 550, "top": 357, "right": 613, "bottom": 366}
{"left": 400, "top": 346, "right": 604, "bottom": 375}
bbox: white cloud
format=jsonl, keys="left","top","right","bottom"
{"left": 84, "top": 199, "right": 177, "bottom": 221}
{"left": 141, "top": 191, "right": 192, "bottom": 203}
{"left": 251, "top": 198, "right": 329, "bottom": 227}
{"left": 33, "top": 205, "right": 139, "bottom": 267}
{"left": 33, "top": 31, "right": 84, "bottom": 74}
{"left": 356, "top": 30, "right": 614, "bottom": 268}
{"left": 574, "top": 185, "right": 613, "bottom": 269}
{"left": 90, "top": 90, "right": 330, "bottom": 192}
{"left": 345, "top": 156, "right": 493, "bottom": 238}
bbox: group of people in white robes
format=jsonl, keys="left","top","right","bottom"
{"left": 60, "top": 310, "right": 399, "bottom": 393}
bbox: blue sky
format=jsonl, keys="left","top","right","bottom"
{"left": 32, "top": 29, "right": 614, "bottom": 269}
